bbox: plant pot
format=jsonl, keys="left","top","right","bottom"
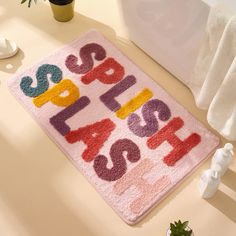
{"left": 166, "top": 226, "right": 194, "bottom": 236}
{"left": 49, "top": 0, "right": 75, "bottom": 22}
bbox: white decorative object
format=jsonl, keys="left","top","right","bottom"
{"left": 188, "top": 6, "right": 236, "bottom": 140}
{"left": 0, "top": 37, "right": 18, "bottom": 60}
{"left": 121, "top": 1, "right": 236, "bottom": 140}
{"left": 211, "top": 143, "right": 234, "bottom": 176}
{"left": 121, "top": 0, "right": 236, "bottom": 84}
{"left": 199, "top": 164, "right": 221, "bottom": 199}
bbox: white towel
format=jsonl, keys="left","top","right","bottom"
{"left": 187, "top": 5, "right": 236, "bottom": 140}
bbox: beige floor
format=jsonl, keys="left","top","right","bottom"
{"left": 0, "top": 1, "right": 236, "bottom": 236}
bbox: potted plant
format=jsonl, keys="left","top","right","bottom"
{"left": 167, "top": 220, "right": 193, "bottom": 236}
{"left": 21, "top": 0, "right": 75, "bottom": 22}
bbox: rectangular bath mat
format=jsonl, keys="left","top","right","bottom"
{"left": 8, "top": 30, "right": 219, "bottom": 224}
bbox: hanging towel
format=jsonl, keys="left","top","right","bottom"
{"left": 187, "top": 5, "right": 236, "bottom": 140}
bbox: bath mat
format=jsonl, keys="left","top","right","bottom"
{"left": 8, "top": 30, "right": 219, "bottom": 225}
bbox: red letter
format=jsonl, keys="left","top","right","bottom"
{"left": 81, "top": 57, "right": 124, "bottom": 84}
{"left": 65, "top": 119, "right": 115, "bottom": 162}
{"left": 147, "top": 117, "right": 201, "bottom": 166}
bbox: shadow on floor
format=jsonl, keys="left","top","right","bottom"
{"left": 0, "top": 49, "right": 25, "bottom": 73}
{"left": 0, "top": 2, "right": 116, "bottom": 45}
{"left": 206, "top": 188, "right": 236, "bottom": 223}
{"left": 222, "top": 169, "right": 236, "bottom": 192}
{"left": 2, "top": 1, "right": 226, "bottom": 230}
{"left": 0, "top": 1, "right": 168, "bottom": 230}
{"left": 0, "top": 1, "right": 142, "bottom": 76}
{"left": 204, "top": 167, "right": 236, "bottom": 223}
{"left": 0, "top": 132, "right": 98, "bottom": 236}
{"left": 0, "top": 2, "right": 115, "bottom": 74}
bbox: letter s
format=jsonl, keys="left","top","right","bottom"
{"left": 65, "top": 43, "right": 106, "bottom": 74}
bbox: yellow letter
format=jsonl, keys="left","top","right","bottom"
{"left": 116, "top": 88, "right": 153, "bottom": 119}
{"left": 33, "top": 79, "right": 80, "bottom": 108}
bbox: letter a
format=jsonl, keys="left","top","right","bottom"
{"left": 65, "top": 118, "right": 116, "bottom": 162}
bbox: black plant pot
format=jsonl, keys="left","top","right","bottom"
{"left": 49, "top": 0, "right": 75, "bottom": 22}
{"left": 49, "top": 0, "right": 74, "bottom": 5}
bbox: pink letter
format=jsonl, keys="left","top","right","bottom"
{"left": 113, "top": 159, "right": 171, "bottom": 214}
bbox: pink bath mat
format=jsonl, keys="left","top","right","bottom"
{"left": 8, "top": 30, "right": 219, "bottom": 224}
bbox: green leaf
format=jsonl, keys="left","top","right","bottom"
{"left": 169, "top": 220, "right": 192, "bottom": 236}
{"left": 186, "top": 230, "right": 192, "bottom": 236}
{"left": 182, "top": 221, "right": 189, "bottom": 229}
{"left": 21, "top": 0, "right": 28, "bottom": 4}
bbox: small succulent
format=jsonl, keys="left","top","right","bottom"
{"left": 21, "top": 0, "right": 45, "bottom": 8}
{"left": 169, "top": 220, "right": 193, "bottom": 236}
{"left": 21, "top": 0, "right": 73, "bottom": 7}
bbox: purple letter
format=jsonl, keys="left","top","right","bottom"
{"left": 50, "top": 96, "right": 90, "bottom": 136}
{"left": 93, "top": 139, "right": 141, "bottom": 181}
{"left": 65, "top": 43, "right": 106, "bottom": 74}
{"left": 128, "top": 99, "right": 171, "bottom": 137}
{"left": 100, "top": 75, "right": 136, "bottom": 111}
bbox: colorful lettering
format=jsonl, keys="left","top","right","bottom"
{"left": 93, "top": 139, "right": 141, "bottom": 181}
{"left": 50, "top": 96, "right": 90, "bottom": 136}
{"left": 100, "top": 75, "right": 136, "bottom": 111}
{"left": 20, "top": 64, "right": 62, "bottom": 97}
{"left": 128, "top": 99, "right": 171, "bottom": 137}
{"left": 33, "top": 79, "right": 80, "bottom": 108}
{"left": 116, "top": 88, "right": 153, "bottom": 119}
{"left": 65, "top": 118, "right": 116, "bottom": 162}
{"left": 81, "top": 58, "right": 124, "bottom": 85}
{"left": 113, "top": 159, "right": 171, "bottom": 214}
{"left": 65, "top": 43, "right": 106, "bottom": 74}
{"left": 147, "top": 117, "right": 201, "bottom": 166}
